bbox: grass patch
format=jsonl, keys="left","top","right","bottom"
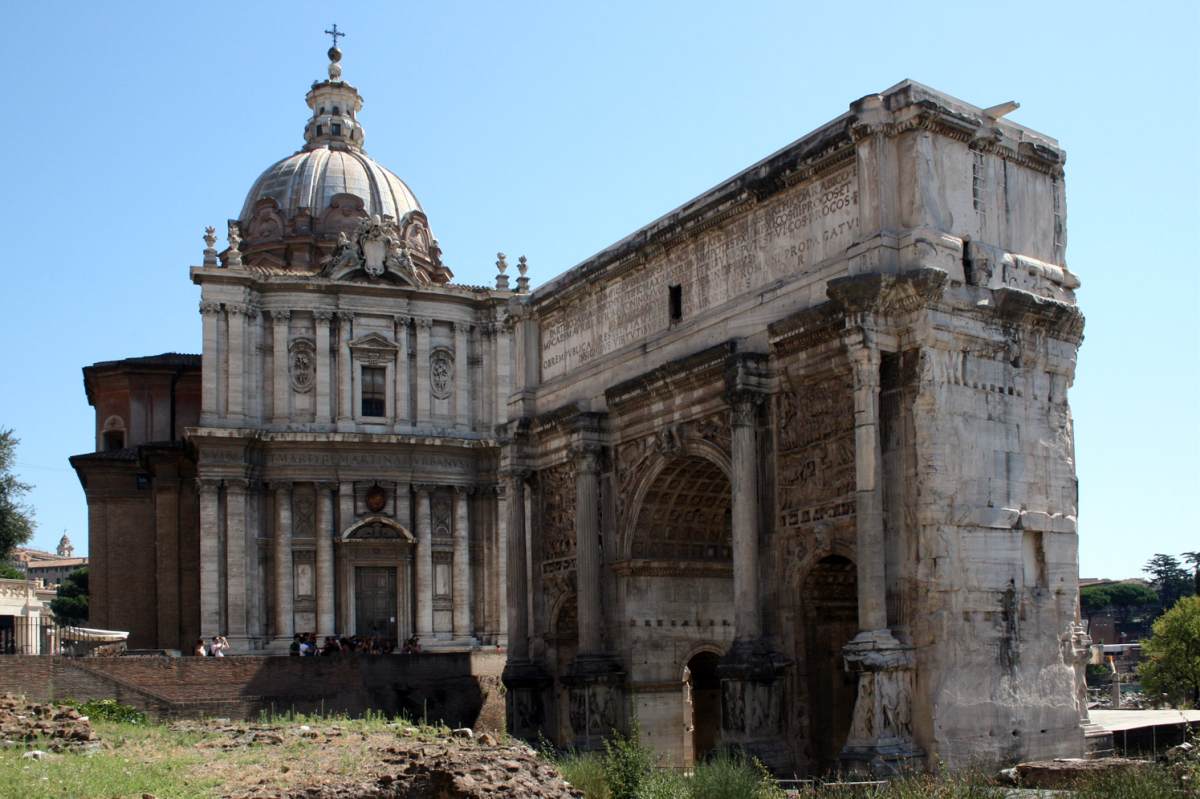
{"left": 0, "top": 720, "right": 217, "bottom": 799}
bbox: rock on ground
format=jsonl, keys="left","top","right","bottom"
{"left": 0, "top": 693, "right": 100, "bottom": 754}
{"left": 1011, "top": 757, "right": 1152, "bottom": 789}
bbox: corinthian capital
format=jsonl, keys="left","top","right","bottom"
{"left": 727, "top": 389, "right": 765, "bottom": 428}
{"left": 569, "top": 443, "right": 604, "bottom": 475}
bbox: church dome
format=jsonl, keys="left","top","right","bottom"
{"left": 237, "top": 43, "right": 422, "bottom": 230}
{"left": 239, "top": 148, "right": 421, "bottom": 224}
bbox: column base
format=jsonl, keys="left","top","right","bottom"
{"left": 502, "top": 659, "right": 554, "bottom": 743}
{"left": 838, "top": 629, "right": 925, "bottom": 777}
{"left": 561, "top": 654, "right": 625, "bottom": 752}
{"left": 717, "top": 640, "right": 794, "bottom": 774}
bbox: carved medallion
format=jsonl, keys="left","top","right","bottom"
{"left": 288, "top": 338, "right": 316, "bottom": 393}
{"left": 430, "top": 349, "right": 454, "bottom": 399}
{"left": 365, "top": 484, "right": 387, "bottom": 513}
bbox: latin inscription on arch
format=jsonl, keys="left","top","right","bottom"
{"left": 540, "top": 164, "right": 859, "bottom": 380}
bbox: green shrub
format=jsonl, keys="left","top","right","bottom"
{"left": 690, "top": 750, "right": 784, "bottom": 799}
{"left": 70, "top": 698, "right": 146, "bottom": 724}
{"left": 603, "top": 723, "right": 656, "bottom": 799}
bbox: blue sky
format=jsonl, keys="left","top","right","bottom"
{"left": 1, "top": 2, "right": 1196, "bottom": 579}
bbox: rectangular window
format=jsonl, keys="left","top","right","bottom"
{"left": 669, "top": 284, "right": 682, "bottom": 323}
{"left": 331, "top": 122, "right": 342, "bottom": 136}
{"left": 361, "top": 366, "right": 386, "bottom": 417}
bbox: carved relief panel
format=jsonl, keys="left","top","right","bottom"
{"left": 430, "top": 348, "right": 454, "bottom": 400}
{"left": 775, "top": 370, "right": 856, "bottom": 532}
{"left": 288, "top": 338, "right": 316, "bottom": 393}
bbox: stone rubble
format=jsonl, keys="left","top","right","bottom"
{"left": 0, "top": 693, "right": 101, "bottom": 754}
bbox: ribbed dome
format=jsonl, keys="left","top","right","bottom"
{"left": 239, "top": 147, "right": 421, "bottom": 224}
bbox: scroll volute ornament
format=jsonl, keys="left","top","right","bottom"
{"left": 365, "top": 484, "right": 388, "bottom": 514}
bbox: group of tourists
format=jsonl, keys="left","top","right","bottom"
{"left": 192, "top": 635, "right": 229, "bottom": 657}
{"left": 288, "top": 632, "right": 423, "bottom": 656}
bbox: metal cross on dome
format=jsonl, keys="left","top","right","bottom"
{"left": 324, "top": 24, "right": 345, "bottom": 48}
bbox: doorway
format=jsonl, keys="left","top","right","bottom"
{"left": 354, "top": 567, "right": 397, "bottom": 641}
{"left": 686, "top": 651, "right": 722, "bottom": 764}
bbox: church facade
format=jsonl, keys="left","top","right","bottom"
{"left": 73, "top": 46, "right": 516, "bottom": 653}
{"left": 74, "top": 42, "right": 1092, "bottom": 774}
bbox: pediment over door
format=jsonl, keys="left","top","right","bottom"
{"left": 342, "top": 516, "right": 414, "bottom": 542}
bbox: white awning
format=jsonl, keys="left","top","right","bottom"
{"left": 59, "top": 626, "right": 129, "bottom": 642}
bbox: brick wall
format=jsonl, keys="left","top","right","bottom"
{"left": 0, "top": 654, "right": 506, "bottom": 730}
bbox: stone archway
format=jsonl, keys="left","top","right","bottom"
{"left": 623, "top": 452, "right": 734, "bottom": 766}
{"left": 630, "top": 455, "right": 732, "bottom": 562}
{"left": 802, "top": 554, "right": 859, "bottom": 773}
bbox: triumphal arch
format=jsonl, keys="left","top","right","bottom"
{"left": 500, "top": 81, "right": 1090, "bottom": 773}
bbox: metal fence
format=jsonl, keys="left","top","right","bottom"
{"left": 0, "top": 615, "right": 126, "bottom": 656}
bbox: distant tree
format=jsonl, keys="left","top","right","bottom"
{"left": 1184, "top": 552, "right": 1200, "bottom": 597}
{"left": 1138, "top": 596, "right": 1200, "bottom": 708}
{"left": 0, "top": 429, "right": 35, "bottom": 561}
{"left": 0, "top": 562, "right": 24, "bottom": 580}
{"left": 1080, "top": 581, "right": 1160, "bottom": 633}
{"left": 1144, "top": 554, "right": 1194, "bottom": 609}
{"left": 50, "top": 567, "right": 88, "bottom": 625}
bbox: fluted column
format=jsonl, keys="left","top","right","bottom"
{"left": 505, "top": 471, "right": 530, "bottom": 660}
{"left": 227, "top": 304, "right": 247, "bottom": 421}
{"left": 200, "top": 302, "right": 221, "bottom": 422}
{"left": 197, "top": 479, "right": 221, "bottom": 636}
{"left": 572, "top": 445, "right": 604, "bottom": 654}
{"left": 316, "top": 483, "right": 336, "bottom": 638}
{"left": 849, "top": 342, "right": 887, "bottom": 632}
{"left": 225, "top": 479, "right": 249, "bottom": 639}
{"left": 315, "top": 310, "right": 334, "bottom": 425}
{"left": 414, "top": 485, "right": 434, "bottom": 640}
{"left": 273, "top": 483, "right": 294, "bottom": 641}
{"left": 452, "top": 487, "right": 473, "bottom": 640}
{"left": 394, "top": 315, "right": 411, "bottom": 426}
{"left": 454, "top": 322, "right": 471, "bottom": 429}
{"left": 730, "top": 390, "right": 765, "bottom": 642}
{"left": 415, "top": 318, "right": 432, "bottom": 425}
{"left": 271, "top": 311, "right": 290, "bottom": 424}
{"left": 337, "top": 312, "right": 353, "bottom": 424}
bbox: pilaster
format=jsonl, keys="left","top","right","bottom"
{"left": 414, "top": 484, "right": 434, "bottom": 640}
{"left": 394, "top": 315, "right": 411, "bottom": 427}
{"left": 199, "top": 302, "right": 220, "bottom": 424}
{"left": 271, "top": 311, "right": 291, "bottom": 424}
{"left": 415, "top": 318, "right": 432, "bottom": 426}
{"left": 337, "top": 312, "right": 353, "bottom": 426}
{"left": 272, "top": 482, "right": 294, "bottom": 643}
{"left": 454, "top": 322, "right": 470, "bottom": 429}
{"left": 315, "top": 483, "right": 336, "bottom": 638}
{"left": 224, "top": 478, "right": 249, "bottom": 642}
{"left": 315, "top": 310, "right": 334, "bottom": 425}
{"left": 452, "top": 486, "right": 474, "bottom": 642}
{"left": 226, "top": 304, "right": 249, "bottom": 422}
{"left": 197, "top": 478, "right": 221, "bottom": 636}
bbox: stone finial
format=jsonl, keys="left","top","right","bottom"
{"left": 516, "top": 255, "right": 530, "bottom": 294}
{"left": 225, "top": 222, "right": 244, "bottom": 269}
{"left": 495, "top": 252, "right": 510, "bottom": 291}
{"left": 203, "top": 226, "right": 218, "bottom": 267}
